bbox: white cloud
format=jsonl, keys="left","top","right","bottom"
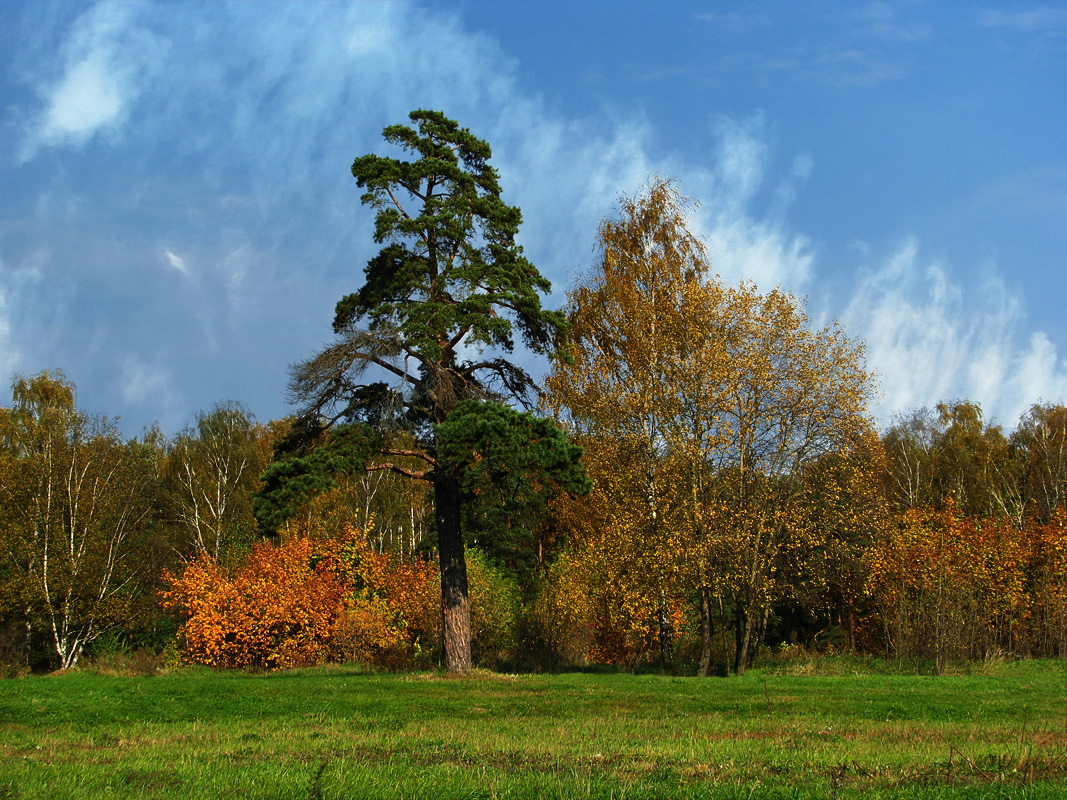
{"left": 40, "top": 53, "right": 123, "bottom": 142}
{"left": 709, "top": 114, "right": 769, "bottom": 213}
{"left": 841, "top": 238, "right": 1067, "bottom": 427}
{"left": 0, "top": 247, "right": 53, "bottom": 382}
{"left": 849, "top": 2, "right": 933, "bottom": 43}
{"left": 1011, "top": 333, "right": 1067, "bottom": 413}
{"left": 4, "top": 0, "right": 1061, "bottom": 439}
{"left": 20, "top": 2, "right": 166, "bottom": 160}
{"left": 488, "top": 104, "right": 815, "bottom": 297}
{"left": 702, "top": 216, "right": 814, "bottom": 291}
{"left": 347, "top": 10, "right": 395, "bottom": 56}
{"left": 219, "top": 246, "right": 253, "bottom": 318}
{"left": 164, "top": 250, "right": 190, "bottom": 278}
{"left": 685, "top": 116, "right": 814, "bottom": 290}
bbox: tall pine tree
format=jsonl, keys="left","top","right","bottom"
{"left": 258, "top": 111, "right": 578, "bottom": 673}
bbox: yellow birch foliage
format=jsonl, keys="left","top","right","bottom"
{"left": 532, "top": 542, "right": 598, "bottom": 665}
{"left": 544, "top": 180, "right": 874, "bottom": 671}
{"left": 534, "top": 438, "right": 692, "bottom": 667}
{"left": 703, "top": 284, "right": 872, "bottom": 607}
{"left": 543, "top": 179, "right": 723, "bottom": 663}
{"left": 0, "top": 371, "right": 156, "bottom": 670}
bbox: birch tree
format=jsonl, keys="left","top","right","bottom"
{"left": 544, "top": 179, "right": 726, "bottom": 666}
{"left": 546, "top": 180, "right": 874, "bottom": 674}
{"left": 0, "top": 372, "right": 154, "bottom": 669}
{"left": 1014, "top": 403, "right": 1067, "bottom": 524}
{"left": 165, "top": 402, "right": 266, "bottom": 561}
{"left": 706, "top": 284, "right": 872, "bottom": 672}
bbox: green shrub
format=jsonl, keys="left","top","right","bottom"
{"left": 466, "top": 549, "right": 520, "bottom": 668}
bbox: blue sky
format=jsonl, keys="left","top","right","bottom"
{"left": 1, "top": 1, "right": 1064, "bottom": 437}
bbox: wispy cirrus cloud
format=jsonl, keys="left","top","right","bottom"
{"left": 977, "top": 7, "right": 1067, "bottom": 33}
{"left": 841, "top": 238, "right": 1067, "bottom": 426}
{"left": 696, "top": 2, "right": 929, "bottom": 89}
{"left": 693, "top": 12, "right": 771, "bottom": 31}
{"left": 164, "top": 250, "right": 190, "bottom": 278}
{"left": 848, "top": 2, "right": 933, "bottom": 43}
{"left": 19, "top": 2, "right": 166, "bottom": 162}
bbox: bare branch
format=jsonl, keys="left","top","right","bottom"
{"left": 379, "top": 447, "right": 437, "bottom": 467}
{"left": 366, "top": 462, "right": 431, "bottom": 481}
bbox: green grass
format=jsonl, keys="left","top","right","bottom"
{"left": 0, "top": 659, "right": 1064, "bottom": 799}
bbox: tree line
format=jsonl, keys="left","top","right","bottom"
{"left": 0, "top": 111, "right": 1063, "bottom": 675}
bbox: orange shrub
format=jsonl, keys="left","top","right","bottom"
{"left": 162, "top": 535, "right": 351, "bottom": 669}
{"left": 162, "top": 523, "right": 441, "bottom": 670}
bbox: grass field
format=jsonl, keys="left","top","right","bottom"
{"left": 0, "top": 658, "right": 1064, "bottom": 799}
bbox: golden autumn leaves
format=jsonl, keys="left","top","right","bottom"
{"left": 541, "top": 179, "right": 875, "bottom": 674}
{"left": 864, "top": 503, "right": 1067, "bottom": 665}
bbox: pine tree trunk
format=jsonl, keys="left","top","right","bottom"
{"left": 435, "top": 472, "right": 472, "bottom": 675}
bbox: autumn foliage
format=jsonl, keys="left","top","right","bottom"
{"left": 162, "top": 524, "right": 440, "bottom": 670}
{"left": 163, "top": 534, "right": 347, "bottom": 669}
{"left": 864, "top": 504, "right": 1067, "bottom": 663}
{"left": 2, "top": 172, "right": 1066, "bottom": 676}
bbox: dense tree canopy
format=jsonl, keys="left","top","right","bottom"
{"left": 0, "top": 164, "right": 1064, "bottom": 675}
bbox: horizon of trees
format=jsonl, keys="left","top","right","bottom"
{"left": 1, "top": 357, "right": 1063, "bottom": 673}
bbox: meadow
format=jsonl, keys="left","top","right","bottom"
{"left": 0, "top": 658, "right": 1064, "bottom": 799}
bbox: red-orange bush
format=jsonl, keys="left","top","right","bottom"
{"left": 163, "top": 523, "right": 441, "bottom": 670}
{"left": 162, "top": 534, "right": 351, "bottom": 669}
